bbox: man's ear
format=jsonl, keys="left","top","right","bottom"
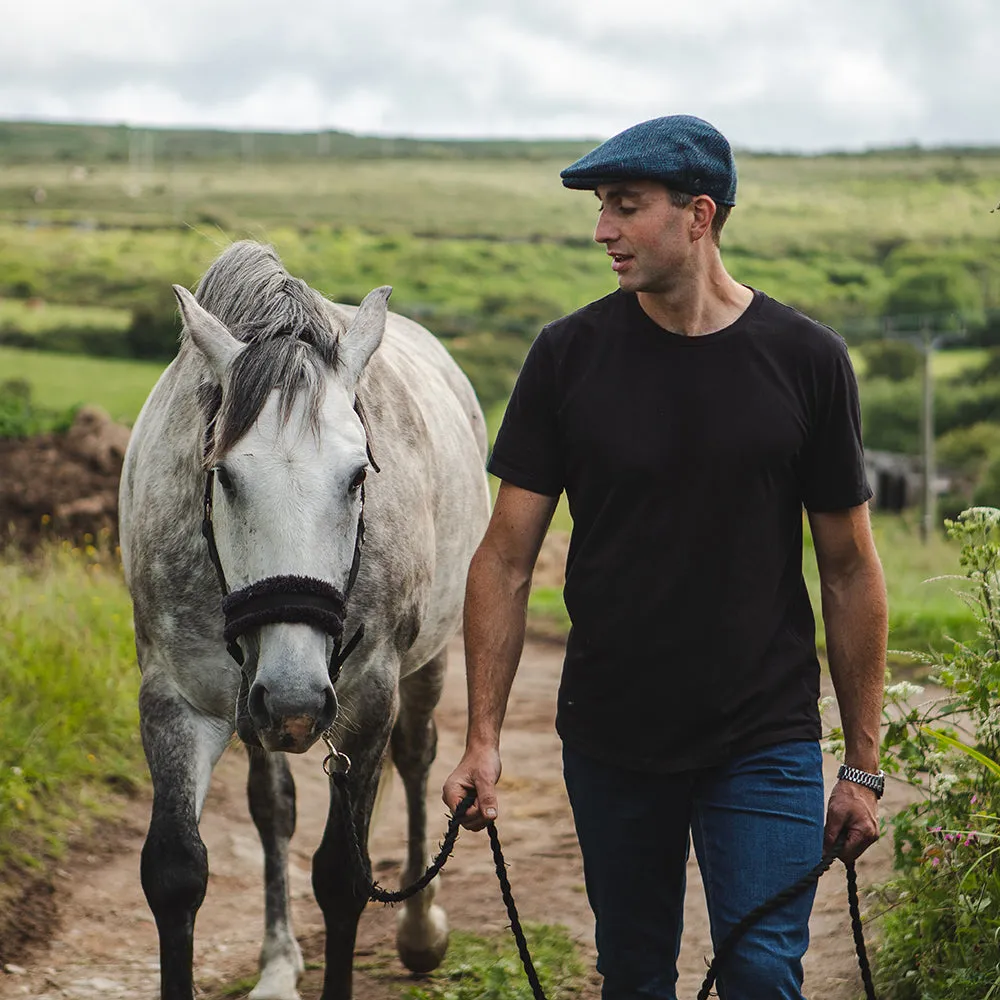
{"left": 690, "top": 195, "right": 716, "bottom": 242}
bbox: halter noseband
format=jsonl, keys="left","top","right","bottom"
{"left": 200, "top": 399, "right": 377, "bottom": 684}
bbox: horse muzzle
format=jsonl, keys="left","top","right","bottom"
{"left": 224, "top": 575, "right": 346, "bottom": 751}
{"left": 249, "top": 688, "right": 338, "bottom": 753}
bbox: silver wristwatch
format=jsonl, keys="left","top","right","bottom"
{"left": 837, "top": 764, "right": 885, "bottom": 799}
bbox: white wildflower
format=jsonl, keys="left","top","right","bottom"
{"left": 818, "top": 696, "right": 836, "bottom": 716}
{"left": 961, "top": 507, "right": 1000, "bottom": 527}
{"left": 885, "top": 681, "right": 925, "bottom": 701}
{"left": 977, "top": 707, "right": 1000, "bottom": 741}
{"left": 930, "top": 772, "right": 959, "bottom": 795}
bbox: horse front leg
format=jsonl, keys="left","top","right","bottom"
{"left": 139, "top": 677, "right": 232, "bottom": 1000}
{"left": 390, "top": 652, "right": 449, "bottom": 973}
{"left": 246, "top": 747, "right": 304, "bottom": 1000}
{"left": 313, "top": 689, "right": 394, "bottom": 1000}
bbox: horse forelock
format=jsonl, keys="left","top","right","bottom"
{"left": 193, "top": 241, "right": 342, "bottom": 464}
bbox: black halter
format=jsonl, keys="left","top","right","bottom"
{"left": 201, "top": 399, "right": 378, "bottom": 685}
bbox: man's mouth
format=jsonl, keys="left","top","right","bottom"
{"left": 609, "top": 252, "right": 633, "bottom": 273}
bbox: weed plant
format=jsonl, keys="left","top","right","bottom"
{"left": 407, "top": 924, "right": 585, "bottom": 1000}
{"left": 857, "top": 508, "right": 1000, "bottom": 997}
{"left": 0, "top": 378, "right": 77, "bottom": 438}
{"left": 0, "top": 536, "right": 142, "bottom": 869}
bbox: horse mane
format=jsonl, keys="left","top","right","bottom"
{"left": 194, "top": 240, "right": 341, "bottom": 463}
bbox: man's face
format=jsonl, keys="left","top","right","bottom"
{"left": 593, "top": 180, "right": 696, "bottom": 294}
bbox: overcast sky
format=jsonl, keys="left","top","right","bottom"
{"left": 2, "top": 0, "right": 996, "bottom": 152}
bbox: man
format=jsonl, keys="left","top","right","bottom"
{"left": 442, "top": 115, "right": 887, "bottom": 999}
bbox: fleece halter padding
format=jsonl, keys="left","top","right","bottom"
{"left": 222, "top": 574, "right": 347, "bottom": 646}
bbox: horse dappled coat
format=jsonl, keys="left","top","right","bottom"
{"left": 119, "top": 241, "right": 489, "bottom": 1000}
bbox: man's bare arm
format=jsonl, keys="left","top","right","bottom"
{"left": 809, "top": 503, "right": 888, "bottom": 861}
{"left": 442, "top": 482, "right": 558, "bottom": 830}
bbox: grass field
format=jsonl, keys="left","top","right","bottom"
{"left": 0, "top": 542, "right": 142, "bottom": 871}
{"left": 0, "top": 299, "right": 131, "bottom": 335}
{"left": 4, "top": 151, "right": 1000, "bottom": 251}
{"left": 0, "top": 346, "right": 165, "bottom": 423}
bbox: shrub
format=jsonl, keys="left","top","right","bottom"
{"left": 0, "top": 379, "right": 76, "bottom": 439}
{"left": 867, "top": 508, "right": 1000, "bottom": 997}
{"left": 861, "top": 378, "right": 1000, "bottom": 456}
{"left": 882, "top": 262, "right": 984, "bottom": 328}
{"left": 860, "top": 377, "right": 922, "bottom": 454}
{"left": 858, "top": 340, "right": 922, "bottom": 382}
{"left": 973, "top": 456, "right": 1000, "bottom": 507}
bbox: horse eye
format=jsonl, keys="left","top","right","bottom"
{"left": 214, "top": 465, "right": 235, "bottom": 494}
{"left": 349, "top": 468, "right": 367, "bottom": 492}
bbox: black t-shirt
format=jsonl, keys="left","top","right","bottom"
{"left": 489, "top": 288, "right": 872, "bottom": 772}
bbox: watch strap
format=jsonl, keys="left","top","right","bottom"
{"left": 837, "top": 764, "right": 885, "bottom": 799}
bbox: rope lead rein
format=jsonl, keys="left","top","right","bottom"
{"left": 331, "top": 775, "right": 876, "bottom": 1000}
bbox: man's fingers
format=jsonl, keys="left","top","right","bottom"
{"left": 442, "top": 771, "right": 499, "bottom": 831}
{"left": 476, "top": 786, "right": 498, "bottom": 821}
{"left": 825, "top": 821, "right": 878, "bottom": 862}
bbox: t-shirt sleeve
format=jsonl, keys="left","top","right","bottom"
{"left": 799, "top": 337, "right": 873, "bottom": 512}
{"left": 487, "top": 329, "right": 565, "bottom": 497}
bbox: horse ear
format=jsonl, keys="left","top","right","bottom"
{"left": 173, "top": 284, "right": 244, "bottom": 379}
{"left": 340, "top": 286, "right": 390, "bottom": 389}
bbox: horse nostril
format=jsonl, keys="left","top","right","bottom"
{"left": 248, "top": 681, "right": 270, "bottom": 729}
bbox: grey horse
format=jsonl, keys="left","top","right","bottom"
{"left": 118, "top": 241, "right": 489, "bottom": 1000}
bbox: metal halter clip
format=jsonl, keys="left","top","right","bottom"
{"left": 321, "top": 731, "right": 352, "bottom": 777}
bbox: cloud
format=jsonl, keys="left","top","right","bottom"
{"left": 1, "top": 0, "right": 997, "bottom": 150}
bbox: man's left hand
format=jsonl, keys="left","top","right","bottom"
{"left": 824, "top": 779, "right": 879, "bottom": 862}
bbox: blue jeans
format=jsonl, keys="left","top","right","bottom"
{"left": 562, "top": 739, "right": 825, "bottom": 1000}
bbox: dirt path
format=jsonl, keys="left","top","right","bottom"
{"left": 0, "top": 636, "right": 905, "bottom": 1000}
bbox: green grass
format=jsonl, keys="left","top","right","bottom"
{"left": 5, "top": 149, "right": 1000, "bottom": 252}
{"left": 0, "top": 541, "right": 143, "bottom": 871}
{"left": 407, "top": 924, "right": 585, "bottom": 1000}
{"left": 0, "top": 298, "right": 131, "bottom": 335}
{"left": 203, "top": 923, "right": 585, "bottom": 1000}
{"left": 805, "top": 512, "right": 974, "bottom": 654}
{"left": 3, "top": 147, "right": 1000, "bottom": 339}
{"left": 0, "top": 346, "right": 164, "bottom": 424}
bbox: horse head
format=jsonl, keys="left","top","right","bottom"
{"left": 174, "top": 282, "right": 389, "bottom": 753}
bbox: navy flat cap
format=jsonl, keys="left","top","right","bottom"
{"left": 560, "top": 115, "right": 737, "bottom": 206}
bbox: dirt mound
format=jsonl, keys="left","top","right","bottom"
{"left": 0, "top": 406, "right": 130, "bottom": 550}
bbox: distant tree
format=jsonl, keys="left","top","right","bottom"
{"left": 882, "top": 263, "right": 984, "bottom": 326}
{"left": 125, "top": 287, "right": 182, "bottom": 360}
{"left": 857, "top": 340, "right": 922, "bottom": 382}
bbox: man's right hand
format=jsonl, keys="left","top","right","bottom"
{"left": 442, "top": 745, "right": 502, "bottom": 832}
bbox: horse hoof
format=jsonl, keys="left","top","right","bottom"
{"left": 249, "top": 942, "right": 304, "bottom": 1000}
{"left": 396, "top": 903, "right": 449, "bottom": 973}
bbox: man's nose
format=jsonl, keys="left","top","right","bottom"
{"left": 594, "top": 209, "right": 617, "bottom": 245}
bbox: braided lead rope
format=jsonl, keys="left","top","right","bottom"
{"left": 332, "top": 771, "right": 472, "bottom": 904}
{"left": 846, "top": 859, "right": 876, "bottom": 998}
{"left": 330, "top": 769, "right": 874, "bottom": 1000}
{"left": 486, "top": 821, "right": 546, "bottom": 1000}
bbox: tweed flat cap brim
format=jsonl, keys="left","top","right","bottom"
{"left": 561, "top": 114, "right": 737, "bottom": 206}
